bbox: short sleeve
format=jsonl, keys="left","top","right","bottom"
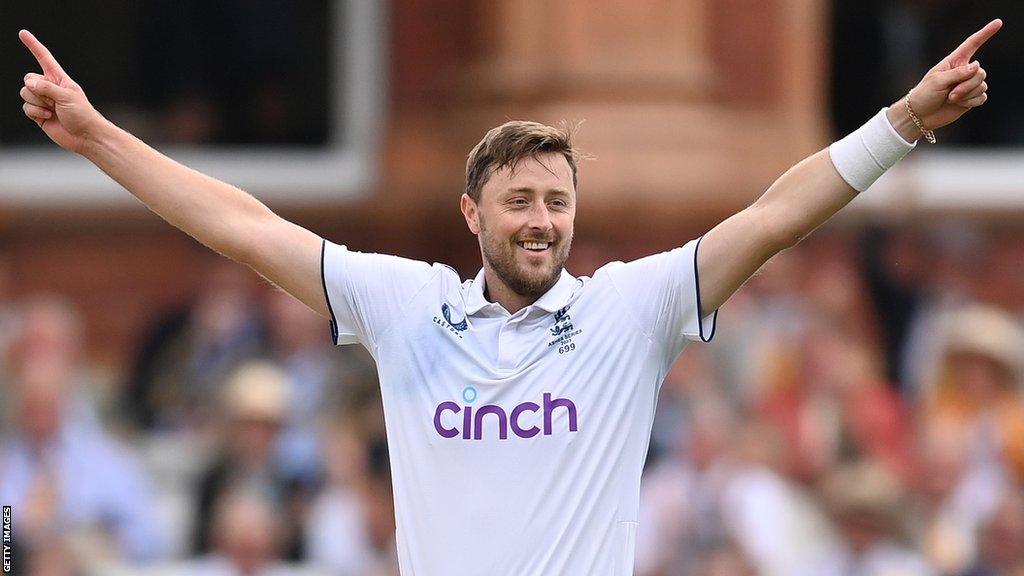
{"left": 320, "top": 239, "right": 437, "bottom": 348}
{"left": 601, "top": 236, "right": 718, "bottom": 354}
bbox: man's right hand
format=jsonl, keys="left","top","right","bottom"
{"left": 16, "top": 30, "right": 334, "bottom": 321}
{"left": 18, "top": 29, "right": 105, "bottom": 154}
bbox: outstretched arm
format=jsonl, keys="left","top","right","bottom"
{"left": 695, "top": 19, "right": 1001, "bottom": 315}
{"left": 17, "top": 30, "right": 328, "bottom": 317}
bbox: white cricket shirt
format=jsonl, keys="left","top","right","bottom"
{"left": 321, "top": 237, "right": 717, "bottom": 576}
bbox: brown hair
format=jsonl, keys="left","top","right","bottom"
{"left": 465, "top": 120, "right": 582, "bottom": 202}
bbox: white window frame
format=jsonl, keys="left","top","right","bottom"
{"left": 852, "top": 149, "right": 1024, "bottom": 212}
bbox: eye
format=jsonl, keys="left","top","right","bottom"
{"left": 549, "top": 198, "right": 569, "bottom": 208}
{"left": 510, "top": 197, "right": 529, "bottom": 207}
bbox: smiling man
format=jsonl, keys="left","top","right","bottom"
{"left": 17, "top": 19, "right": 1002, "bottom": 576}
{"left": 461, "top": 125, "right": 579, "bottom": 311}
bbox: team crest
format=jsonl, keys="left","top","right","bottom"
{"left": 548, "top": 304, "right": 581, "bottom": 353}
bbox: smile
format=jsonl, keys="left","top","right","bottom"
{"left": 517, "top": 241, "right": 551, "bottom": 252}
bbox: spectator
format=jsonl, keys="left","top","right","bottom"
{"left": 262, "top": 289, "right": 376, "bottom": 484}
{"left": 719, "top": 420, "right": 838, "bottom": 576}
{"left": 899, "top": 222, "right": 988, "bottom": 399}
{"left": 707, "top": 245, "right": 811, "bottom": 406}
{"left": 861, "top": 227, "right": 930, "bottom": 389}
{"left": 639, "top": 393, "right": 841, "bottom": 576}
{"left": 637, "top": 391, "right": 730, "bottom": 576}
{"left": 922, "top": 304, "right": 1024, "bottom": 479}
{"left": 0, "top": 297, "right": 166, "bottom": 565}
{"left": 759, "top": 320, "right": 913, "bottom": 483}
{"left": 125, "top": 257, "right": 264, "bottom": 431}
{"left": 817, "top": 461, "right": 934, "bottom": 576}
{"left": 306, "top": 417, "right": 399, "bottom": 576}
{"left": 192, "top": 361, "right": 311, "bottom": 561}
{"left": 181, "top": 489, "right": 325, "bottom": 576}
{"left": 914, "top": 419, "right": 1010, "bottom": 576}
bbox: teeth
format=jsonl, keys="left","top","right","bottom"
{"left": 522, "top": 242, "right": 550, "bottom": 250}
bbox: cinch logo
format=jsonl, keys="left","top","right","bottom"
{"left": 433, "top": 389, "right": 578, "bottom": 440}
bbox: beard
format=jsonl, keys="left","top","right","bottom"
{"left": 478, "top": 216, "right": 572, "bottom": 301}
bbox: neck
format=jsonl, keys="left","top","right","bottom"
{"left": 482, "top": 268, "right": 537, "bottom": 314}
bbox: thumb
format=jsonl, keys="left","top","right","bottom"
{"left": 29, "top": 79, "right": 74, "bottom": 104}
{"left": 932, "top": 61, "right": 979, "bottom": 90}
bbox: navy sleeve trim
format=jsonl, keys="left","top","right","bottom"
{"left": 692, "top": 235, "right": 719, "bottom": 343}
{"left": 320, "top": 239, "right": 340, "bottom": 345}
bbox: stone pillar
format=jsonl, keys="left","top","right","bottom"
{"left": 385, "top": 0, "right": 830, "bottom": 238}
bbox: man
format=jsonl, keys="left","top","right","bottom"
{"left": 17, "top": 19, "right": 1001, "bottom": 575}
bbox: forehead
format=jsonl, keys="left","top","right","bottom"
{"left": 482, "top": 152, "right": 574, "bottom": 196}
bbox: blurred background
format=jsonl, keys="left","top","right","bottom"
{"left": 1, "top": 1, "right": 1023, "bottom": 575}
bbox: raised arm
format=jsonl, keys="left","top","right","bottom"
{"left": 695, "top": 19, "right": 1002, "bottom": 315}
{"left": 17, "top": 30, "right": 328, "bottom": 317}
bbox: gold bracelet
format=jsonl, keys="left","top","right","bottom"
{"left": 905, "top": 90, "right": 936, "bottom": 144}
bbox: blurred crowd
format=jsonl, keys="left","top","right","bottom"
{"left": 1, "top": 222, "right": 1024, "bottom": 576}
{"left": 636, "top": 224, "right": 1024, "bottom": 576}
{"left": 0, "top": 258, "right": 392, "bottom": 575}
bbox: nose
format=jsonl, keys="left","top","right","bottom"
{"left": 526, "top": 203, "right": 553, "bottom": 233}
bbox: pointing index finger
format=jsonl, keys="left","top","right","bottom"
{"left": 18, "top": 29, "right": 67, "bottom": 80}
{"left": 949, "top": 19, "right": 1003, "bottom": 65}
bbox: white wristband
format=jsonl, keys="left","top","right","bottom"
{"left": 828, "top": 108, "right": 916, "bottom": 192}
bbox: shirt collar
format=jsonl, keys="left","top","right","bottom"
{"left": 465, "top": 268, "right": 577, "bottom": 315}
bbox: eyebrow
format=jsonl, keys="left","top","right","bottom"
{"left": 506, "top": 186, "right": 572, "bottom": 196}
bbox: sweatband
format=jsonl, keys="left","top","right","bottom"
{"left": 828, "top": 108, "right": 916, "bottom": 192}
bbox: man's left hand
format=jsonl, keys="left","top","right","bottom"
{"left": 901, "top": 19, "right": 1002, "bottom": 135}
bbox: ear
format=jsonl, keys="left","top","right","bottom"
{"left": 461, "top": 193, "right": 480, "bottom": 235}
